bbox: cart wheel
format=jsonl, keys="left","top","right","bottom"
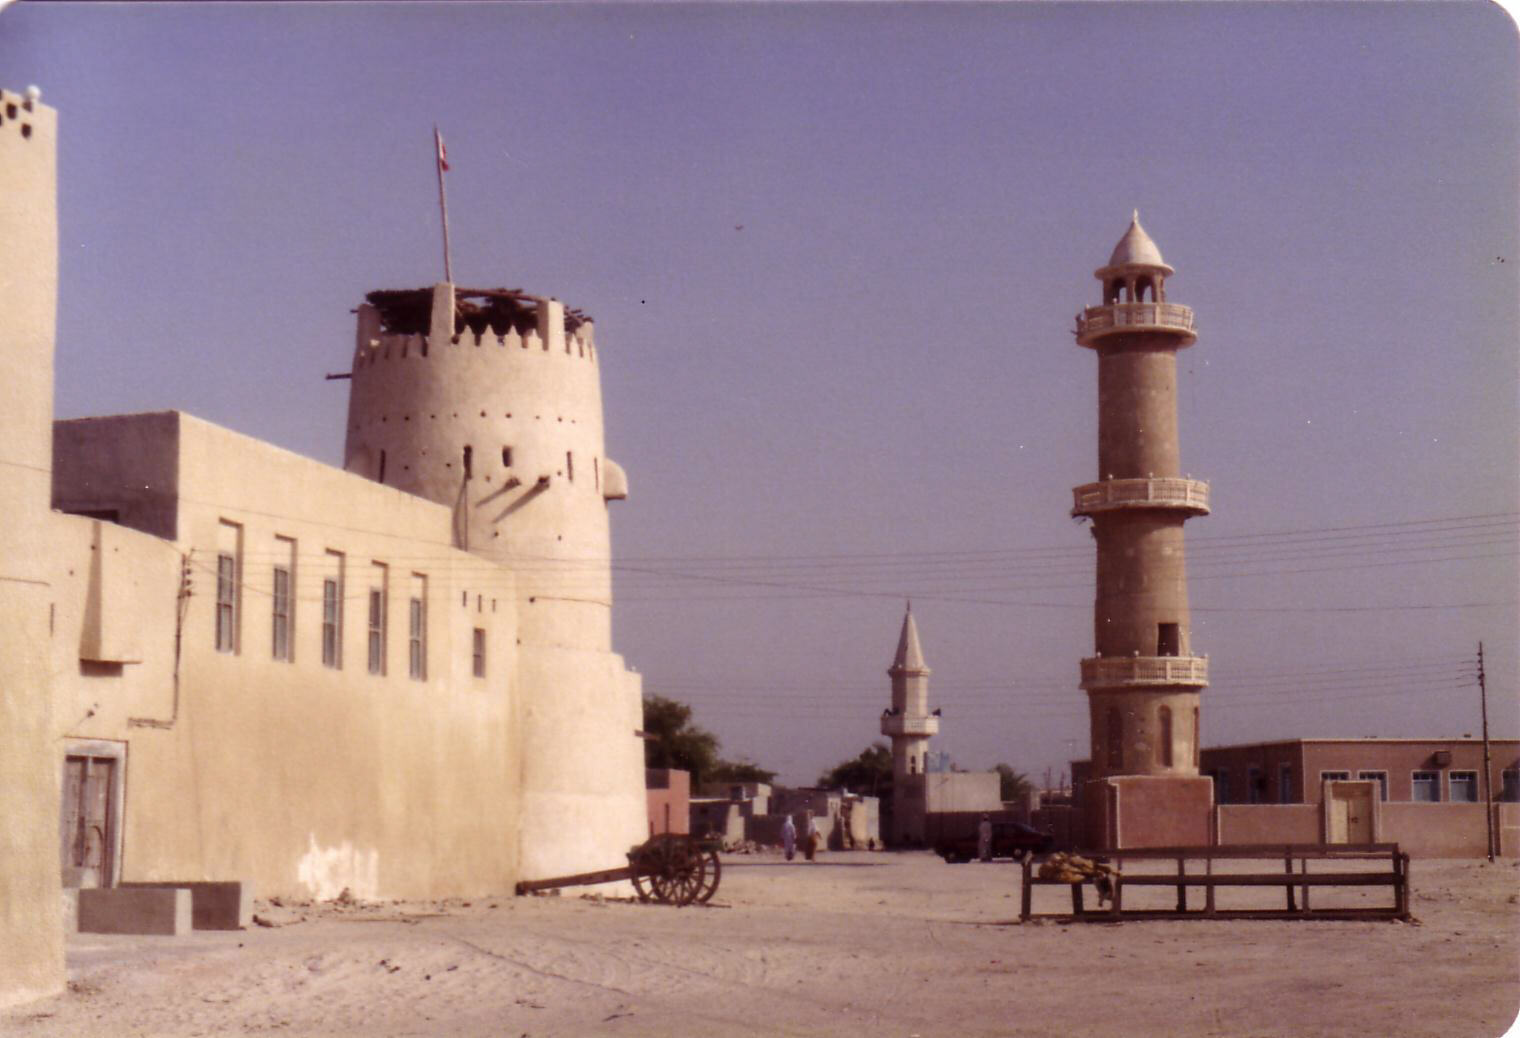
{"left": 629, "top": 840, "right": 660, "bottom": 903}
{"left": 696, "top": 847, "right": 721, "bottom": 903}
{"left": 633, "top": 834, "right": 707, "bottom": 906}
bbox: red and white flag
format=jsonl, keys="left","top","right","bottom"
{"left": 435, "top": 127, "right": 450, "bottom": 173}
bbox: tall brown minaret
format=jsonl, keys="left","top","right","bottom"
{"left": 1073, "top": 213, "right": 1209, "bottom": 783}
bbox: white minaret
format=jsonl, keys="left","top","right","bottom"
{"left": 881, "top": 604, "right": 938, "bottom": 844}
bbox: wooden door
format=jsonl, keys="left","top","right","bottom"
{"left": 1325, "top": 781, "right": 1374, "bottom": 844}
{"left": 60, "top": 755, "right": 115, "bottom": 888}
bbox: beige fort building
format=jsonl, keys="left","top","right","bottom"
{"left": 0, "top": 88, "right": 649, "bottom": 1005}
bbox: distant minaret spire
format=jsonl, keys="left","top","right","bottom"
{"left": 882, "top": 604, "right": 938, "bottom": 844}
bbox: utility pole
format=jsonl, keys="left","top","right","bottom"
{"left": 1479, "top": 642, "right": 1495, "bottom": 862}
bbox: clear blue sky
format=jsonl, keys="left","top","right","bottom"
{"left": 3, "top": 2, "right": 1515, "bottom": 786}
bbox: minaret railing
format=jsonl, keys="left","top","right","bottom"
{"left": 1075, "top": 301, "right": 1195, "bottom": 344}
{"left": 1080, "top": 655, "right": 1209, "bottom": 690}
{"left": 1072, "top": 477, "right": 1210, "bottom": 517}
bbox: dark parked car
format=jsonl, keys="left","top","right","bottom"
{"left": 935, "top": 821, "right": 1054, "bottom": 863}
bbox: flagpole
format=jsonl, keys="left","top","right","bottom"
{"left": 434, "top": 126, "right": 453, "bottom": 284}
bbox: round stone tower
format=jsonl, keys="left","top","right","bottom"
{"left": 1072, "top": 214, "right": 1209, "bottom": 782}
{"left": 343, "top": 283, "right": 643, "bottom": 881}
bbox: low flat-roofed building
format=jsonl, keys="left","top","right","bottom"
{"left": 1199, "top": 738, "right": 1519, "bottom": 806}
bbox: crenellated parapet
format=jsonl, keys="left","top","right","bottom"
{"left": 354, "top": 286, "right": 597, "bottom": 368}
{"left": 0, "top": 85, "right": 43, "bottom": 143}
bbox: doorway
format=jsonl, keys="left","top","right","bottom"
{"left": 1324, "top": 780, "right": 1375, "bottom": 844}
{"left": 60, "top": 744, "right": 124, "bottom": 888}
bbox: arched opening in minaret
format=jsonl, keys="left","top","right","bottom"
{"left": 1106, "top": 707, "right": 1123, "bottom": 769}
{"left": 1105, "top": 279, "right": 1125, "bottom": 305}
{"left": 1135, "top": 276, "right": 1154, "bottom": 302}
{"left": 1159, "top": 706, "right": 1174, "bottom": 768}
{"left": 1193, "top": 707, "right": 1201, "bottom": 768}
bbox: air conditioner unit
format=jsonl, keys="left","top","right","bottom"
{"left": 1432, "top": 750, "right": 1453, "bottom": 767}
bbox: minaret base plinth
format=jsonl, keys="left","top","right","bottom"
{"left": 1080, "top": 775, "right": 1215, "bottom": 851}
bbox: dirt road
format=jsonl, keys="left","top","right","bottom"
{"left": 3, "top": 851, "right": 1516, "bottom": 1037}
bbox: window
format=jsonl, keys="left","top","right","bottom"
{"left": 322, "top": 551, "right": 344, "bottom": 669}
{"left": 1449, "top": 770, "right": 1479, "bottom": 803}
{"left": 1106, "top": 707, "right": 1123, "bottom": 769}
{"left": 1411, "top": 771, "right": 1440, "bottom": 802}
{"left": 463, "top": 445, "right": 473, "bottom": 479}
{"left": 1212, "top": 769, "right": 1231, "bottom": 805}
{"left": 215, "top": 554, "right": 237, "bottom": 653}
{"left": 1357, "top": 771, "right": 1388, "bottom": 801}
{"left": 272, "top": 567, "right": 292, "bottom": 661}
{"left": 501, "top": 446, "right": 512, "bottom": 468}
{"left": 1502, "top": 769, "right": 1520, "bottom": 803}
{"left": 368, "top": 590, "right": 385, "bottom": 675}
{"left": 1278, "top": 763, "right": 1294, "bottom": 803}
{"left": 322, "top": 580, "right": 341, "bottom": 668}
{"left": 472, "top": 628, "right": 486, "bottom": 678}
{"left": 1247, "top": 767, "right": 1263, "bottom": 804}
{"left": 409, "top": 574, "right": 427, "bottom": 680}
{"left": 214, "top": 519, "right": 242, "bottom": 653}
{"left": 566, "top": 451, "right": 574, "bottom": 482}
{"left": 1158, "top": 706, "right": 1173, "bottom": 768}
{"left": 272, "top": 536, "right": 296, "bottom": 662}
{"left": 1157, "top": 623, "right": 1180, "bottom": 657}
{"left": 1319, "top": 770, "right": 1350, "bottom": 793}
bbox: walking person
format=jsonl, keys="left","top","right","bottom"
{"left": 978, "top": 814, "right": 993, "bottom": 863}
{"left": 781, "top": 814, "right": 797, "bottom": 861}
{"left": 805, "top": 811, "right": 821, "bottom": 862}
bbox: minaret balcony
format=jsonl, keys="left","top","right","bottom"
{"left": 881, "top": 714, "right": 940, "bottom": 738}
{"left": 1072, "top": 477, "right": 1209, "bottom": 517}
{"left": 1080, "top": 655, "right": 1209, "bottom": 690}
{"left": 1075, "top": 302, "right": 1196, "bottom": 348}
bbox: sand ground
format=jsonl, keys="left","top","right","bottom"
{"left": 2, "top": 851, "right": 1516, "bottom": 1038}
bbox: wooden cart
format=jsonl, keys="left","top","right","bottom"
{"left": 515, "top": 833, "right": 722, "bottom": 907}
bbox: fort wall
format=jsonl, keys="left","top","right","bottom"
{"left": 52, "top": 414, "right": 525, "bottom": 898}
{"left": 0, "top": 85, "right": 64, "bottom": 1008}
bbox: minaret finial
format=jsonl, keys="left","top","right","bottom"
{"left": 1132, "top": 208, "right": 1140, "bottom": 222}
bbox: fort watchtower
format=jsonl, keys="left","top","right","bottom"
{"left": 343, "top": 282, "right": 643, "bottom": 881}
{"left": 1073, "top": 213, "right": 1209, "bottom": 783}
{"left": 344, "top": 284, "right": 628, "bottom": 651}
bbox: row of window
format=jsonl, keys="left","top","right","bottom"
{"left": 1208, "top": 765, "right": 1520, "bottom": 804}
{"left": 211, "top": 521, "right": 487, "bottom": 681}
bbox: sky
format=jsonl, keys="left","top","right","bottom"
{"left": 1, "top": 1, "right": 1516, "bottom": 788}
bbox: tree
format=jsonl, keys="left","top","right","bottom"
{"left": 818, "top": 742, "right": 894, "bottom": 798}
{"left": 707, "top": 759, "right": 778, "bottom": 785}
{"left": 995, "top": 763, "right": 1036, "bottom": 805}
{"left": 641, "top": 695, "right": 720, "bottom": 785}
